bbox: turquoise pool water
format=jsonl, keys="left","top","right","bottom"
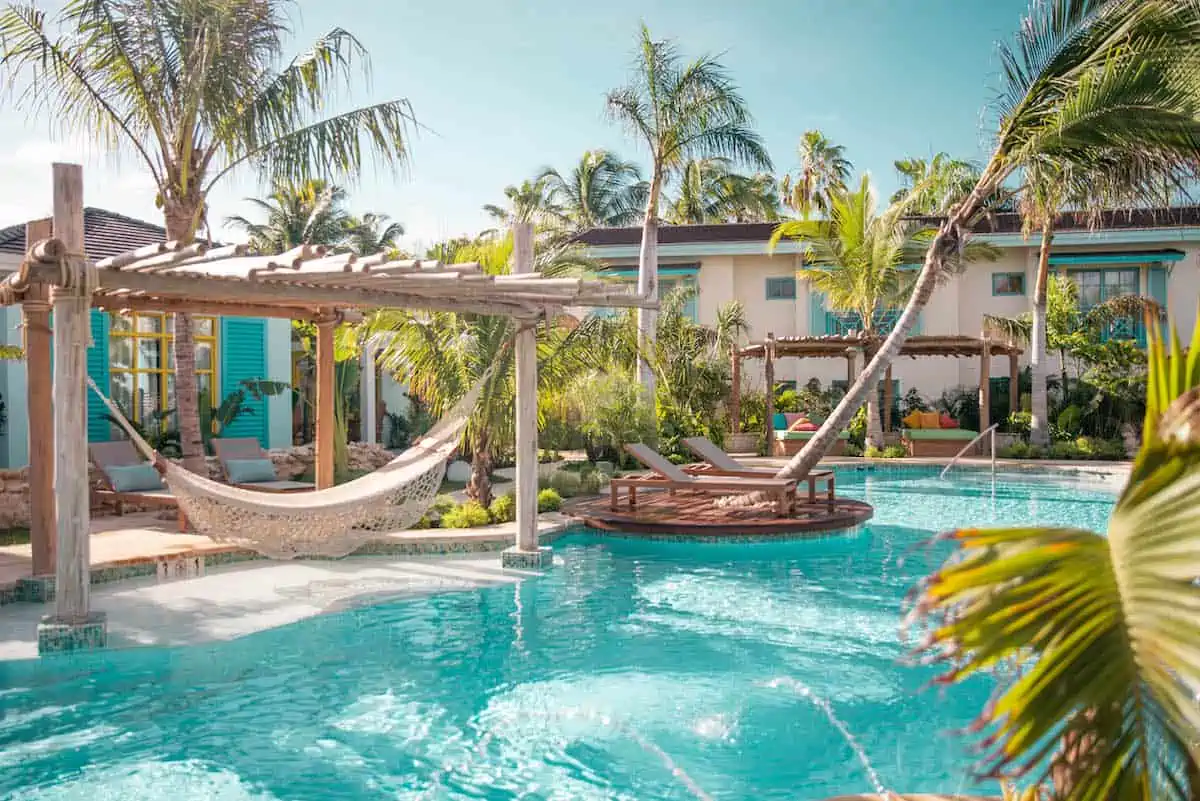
{"left": 0, "top": 467, "right": 1118, "bottom": 800}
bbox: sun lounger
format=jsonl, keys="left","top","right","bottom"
{"left": 211, "top": 437, "right": 314, "bottom": 493}
{"left": 901, "top": 428, "right": 981, "bottom": 457}
{"left": 681, "top": 436, "right": 835, "bottom": 505}
{"left": 613, "top": 443, "right": 798, "bottom": 517}
{"left": 89, "top": 440, "right": 186, "bottom": 532}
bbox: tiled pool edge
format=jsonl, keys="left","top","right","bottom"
{"left": 2, "top": 519, "right": 576, "bottom": 608}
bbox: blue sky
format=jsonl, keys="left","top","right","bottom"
{"left": 0, "top": 0, "right": 1029, "bottom": 250}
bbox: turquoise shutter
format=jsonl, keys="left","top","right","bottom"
{"left": 809, "top": 290, "right": 827, "bottom": 335}
{"left": 219, "top": 317, "right": 269, "bottom": 446}
{"left": 683, "top": 277, "right": 698, "bottom": 321}
{"left": 1148, "top": 266, "right": 1169, "bottom": 344}
{"left": 86, "top": 309, "right": 111, "bottom": 442}
{"left": 911, "top": 313, "right": 923, "bottom": 336}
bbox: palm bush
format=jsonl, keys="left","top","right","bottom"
{"left": 908, "top": 314, "right": 1200, "bottom": 799}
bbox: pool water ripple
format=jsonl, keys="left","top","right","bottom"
{"left": 0, "top": 468, "right": 1118, "bottom": 800}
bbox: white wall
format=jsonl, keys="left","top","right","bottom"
{"left": 264, "top": 317, "right": 293, "bottom": 450}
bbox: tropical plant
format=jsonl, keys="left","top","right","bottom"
{"left": 538, "top": 150, "right": 648, "bottom": 231}
{"left": 907, "top": 314, "right": 1200, "bottom": 800}
{"left": 780, "top": 130, "right": 852, "bottom": 220}
{"left": 574, "top": 372, "right": 657, "bottom": 463}
{"left": 368, "top": 233, "right": 598, "bottom": 505}
{"left": 606, "top": 23, "right": 771, "bottom": 395}
{"left": 772, "top": 176, "right": 999, "bottom": 445}
{"left": 225, "top": 181, "right": 353, "bottom": 253}
{"left": 664, "top": 158, "right": 780, "bottom": 224}
{"left": 0, "top": 0, "right": 415, "bottom": 473}
{"left": 775, "top": 0, "right": 1200, "bottom": 483}
{"left": 890, "top": 153, "right": 982, "bottom": 214}
{"left": 483, "top": 177, "right": 561, "bottom": 228}
{"left": 344, "top": 212, "right": 405, "bottom": 256}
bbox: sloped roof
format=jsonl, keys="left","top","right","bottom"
{"left": 0, "top": 208, "right": 166, "bottom": 260}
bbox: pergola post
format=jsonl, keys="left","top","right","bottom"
{"left": 360, "top": 344, "right": 377, "bottom": 444}
{"left": 764, "top": 332, "right": 776, "bottom": 452}
{"left": 38, "top": 163, "right": 106, "bottom": 654}
{"left": 502, "top": 222, "right": 551, "bottom": 570}
{"left": 314, "top": 314, "right": 337, "bottom": 489}
{"left": 845, "top": 348, "right": 856, "bottom": 385}
{"left": 730, "top": 346, "right": 741, "bottom": 434}
{"left": 23, "top": 218, "right": 55, "bottom": 578}
{"left": 979, "top": 339, "right": 991, "bottom": 433}
{"left": 1008, "top": 350, "right": 1020, "bottom": 416}
{"left": 883, "top": 363, "right": 894, "bottom": 433}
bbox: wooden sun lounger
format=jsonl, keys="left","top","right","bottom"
{"left": 211, "top": 437, "right": 314, "bottom": 493}
{"left": 612, "top": 443, "right": 798, "bottom": 517}
{"left": 681, "top": 436, "right": 835, "bottom": 506}
{"left": 88, "top": 440, "right": 187, "bottom": 532}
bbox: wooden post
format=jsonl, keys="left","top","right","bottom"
{"left": 314, "top": 314, "right": 337, "bottom": 489}
{"left": 846, "top": 349, "right": 856, "bottom": 384}
{"left": 502, "top": 223, "right": 549, "bottom": 569}
{"left": 764, "top": 332, "right": 776, "bottom": 449}
{"left": 360, "top": 344, "right": 377, "bottom": 444}
{"left": 979, "top": 339, "right": 991, "bottom": 433}
{"left": 730, "top": 347, "right": 742, "bottom": 433}
{"left": 883, "top": 363, "right": 894, "bottom": 433}
{"left": 51, "top": 163, "right": 92, "bottom": 624}
{"left": 1009, "top": 350, "right": 1020, "bottom": 416}
{"left": 24, "top": 218, "right": 55, "bottom": 577}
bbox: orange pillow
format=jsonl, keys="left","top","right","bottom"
{"left": 901, "top": 410, "right": 923, "bottom": 429}
{"left": 787, "top": 416, "right": 812, "bottom": 431}
{"left": 920, "top": 411, "right": 941, "bottom": 429}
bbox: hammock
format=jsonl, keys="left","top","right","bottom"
{"left": 88, "top": 376, "right": 485, "bottom": 560}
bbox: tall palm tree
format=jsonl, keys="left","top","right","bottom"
{"left": 368, "top": 234, "right": 596, "bottom": 505}
{"left": 774, "top": 0, "right": 1200, "bottom": 483}
{"left": 606, "top": 23, "right": 771, "bottom": 396}
{"left": 225, "top": 181, "right": 352, "bottom": 253}
{"left": 890, "top": 153, "right": 982, "bottom": 214}
{"left": 773, "top": 176, "right": 998, "bottom": 445}
{"left": 345, "top": 212, "right": 405, "bottom": 256}
{"left": 483, "top": 177, "right": 562, "bottom": 228}
{"left": 908, "top": 316, "right": 1200, "bottom": 800}
{"left": 0, "top": 0, "right": 414, "bottom": 472}
{"left": 539, "top": 150, "right": 648, "bottom": 231}
{"left": 664, "top": 158, "right": 780, "bottom": 224}
{"left": 780, "top": 130, "right": 852, "bottom": 220}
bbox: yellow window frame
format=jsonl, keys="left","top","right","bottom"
{"left": 109, "top": 313, "right": 219, "bottom": 427}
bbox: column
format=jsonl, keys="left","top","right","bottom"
{"left": 1009, "top": 350, "right": 1020, "bottom": 417}
{"left": 502, "top": 222, "right": 551, "bottom": 569}
{"left": 23, "top": 219, "right": 54, "bottom": 578}
{"left": 978, "top": 341, "right": 991, "bottom": 432}
{"left": 764, "top": 333, "right": 776, "bottom": 454}
{"left": 314, "top": 315, "right": 337, "bottom": 489}
{"left": 360, "top": 344, "right": 377, "bottom": 444}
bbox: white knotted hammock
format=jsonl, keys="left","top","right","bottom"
{"left": 88, "top": 376, "right": 484, "bottom": 560}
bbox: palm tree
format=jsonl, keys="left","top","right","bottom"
{"left": 664, "top": 158, "right": 780, "bottom": 224}
{"left": 225, "top": 181, "right": 352, "bottom": 253}
{"left": 538, "top": 150, "right": 648, "bottom": 231}
{"left": 369, "top": 234, "right": 596, "bottom": 505}
{"left": 483, "top": 178, "right": 562, "bottom": 228}
{"left": 0, "top": 0, "right": 414, "bottom": 473}
{"left": 908, "top": 316, "right": 1200, "bottom": 800}
{"left": 774, "top": 176, "right": 998, "bottom": 445}
{"left": 345, "top": 212, "right": 405, "bottom": 256}
{"left": 780, "top": 130, "right": 852, "bottom": 220}
{"left": 605, "top": 23, "right": 771, "bottom": 396}
{"left": 774, "top": 0, "right": 1200, "bottom": 483}
{"left": 890, "top": 153, "right": 982, "bottom": 214}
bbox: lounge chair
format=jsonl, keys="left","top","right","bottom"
{"left": 612, "top": 443, "right": 798, "bottom": 517}
{"left": 901, "top": 428, "right": 981, "bottom": 457}
{"left": 89, "top": 440, "right": 186, "bottom": 532}
{"left": 211, "top": 437, "right": 314, "bottom": 493}
{"left": 681, "top": 436, "right": 835, "bottom": 506}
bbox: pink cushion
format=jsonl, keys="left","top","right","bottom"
{"left": 783, "top": 413, "right": 803, "bottom": 427}
{"left": 794, "top": 422, "right": 819, "bottom": 431}
{"left": 939, "top": 414, "right": 959, "bottom": 429}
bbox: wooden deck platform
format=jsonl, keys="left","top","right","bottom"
{"left": 565, "top": 491, "right": 873, "bottom": 539}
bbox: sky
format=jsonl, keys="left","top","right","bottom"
{"left": 0, "top": 0, "right": 1030, "bottom": 252}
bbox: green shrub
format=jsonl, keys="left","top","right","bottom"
{"left": 1056, "top": 404, "right": 1083, "bottom": 437}
{"left": 847, "top": 407, "right": 868, "bottom": 447}
{"left": 432, "top": 494, "right": 456, "bottom": 514}
{"left": 547, "top": 470, "right": 582, "bottom": 498}
{"left": 440, "top": 501, "right": 492, "bottom": 529}
{"left": 882, "top": 444, "right": 906, "bottom": 459}
{"left": 1005, "top": 411, "right": 1032, "bottom": 436}
{"left": 488, "top": 492, "right": 516, "bottom": 524}
{"left": 843, "top": 443, "right": 864, "bottom": 457}
{"left": 579, "top": 471, "right": 604, "bottom": 495}
{"left": 999, "top": 442, "right": 1032, "bottom": 459}
{"left": 537, "top": 488, "right": 562, "bottom": 512}
{"left": 864, "top": 445, "right": 884, "bottom": 458}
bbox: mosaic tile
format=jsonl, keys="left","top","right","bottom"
{"left": 37, "top": 612, "right": 107, "bottom": 654}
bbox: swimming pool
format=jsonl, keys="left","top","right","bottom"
{"left": 0, "top": 467, "right": 1119, "bottom": 800}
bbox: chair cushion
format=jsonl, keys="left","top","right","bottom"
{"left": 783, "top": 412, "right": 804, "bottom": 428}
{"left": 903, "top": 429, "right": 979, "bottom": 440}
{"left": 786, "top": 415, "right": 812, "bottom": 431}
{"left": 939, "top": 414, "right": 959, "bottom": 429}
{"left": 772, "top": 413, "right": 788, "bottom": 430}
{"left": 105, "top": 463, "right": 164, "bottom": 492}
{"left": 919, "top": 411, "right": 941, "bottom": 429}
{"left": 777, "top": 430, "right": 850, "bottom": 440}
{"left": 901, "top": 410, "right": 924, "bottom": 429}
{"left": 225, "top": 458, "right": 278, "bottom": 484}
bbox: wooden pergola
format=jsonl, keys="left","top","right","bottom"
{"left": 7, "top": 164, "right": 653, "bottom": 649}
{"left": 733, "top": 332, "right": 1024, "bottom": 442}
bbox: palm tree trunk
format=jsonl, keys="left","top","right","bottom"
{"left": 775, "top": 163, "right": 1005, "bottom": 481}
{"left": 1029, "top": 219, "right": 1054, "bottom": 447}
{"left": 637, "top": 173, "right": 662, "bottom": 399}
{"left": 467, "top": 436, "right": 493, "bottom": 508}
{"left": 865, "top": 377, "right": 884, "bottom": 449}
{"left": 163, "top": 204, "right": 206, "bottom": 474}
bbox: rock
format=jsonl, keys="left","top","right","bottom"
{"left": 446, "top": 460, "right": 472, "bottom": 483}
